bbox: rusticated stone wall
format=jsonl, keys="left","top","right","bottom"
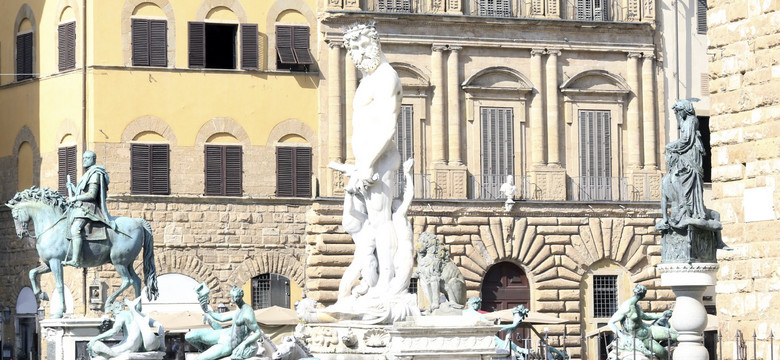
{"left": 305, "top": 199, "right": 673, "bottom": 358}
{"left": 708, "top": 0, "right": 780, "bottom": 355}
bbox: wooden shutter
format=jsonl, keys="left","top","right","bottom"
{"left": 498, "top": 0, "right": 511, "bottom": 16}
{"left": 578, "top": 110, "right": 611, "bottom": 200}
{"left": 150, "top": 144, "right": 170, "bottom": 195}
{"left": 16, "top": 32, "right": 33, "bottom": 81}
{"left": 58, "top": 22, "right": 76, "bottom": 71}
{"left": 58, "top": 146, "right": 77, "bottom": 196}
{"left": 241, "top": 24, "right": 259, "bottom": 70}
{"left": 131, "top": 144, "right": 151, "bottom": 194}
{"left": 593, "top": 0, "right": 607, "bottom": 20}
{"left": 294, "top": 147, "right": 312, "bottom": 197}
{"left": 275, "top": 26, "right": 297, "bottom": 64}
{"left": 481, "top": 107, "right": 513, "bottom": 198}
{"left": 276, "top": 147, "right": 294, "bottom": 197}
{"left": 269, "top": 274, "right": 291, "bottom": 308}
{"left": 224, "top": 146, "right": 242, "bottom": 196}
{"left": 292, "top": 26, "right": 314, "bottom": 65}
{"left": 149, "top": 20, "right": 167, "bottom": 67}
{"left": 132, "top": 19, "right": 150, "bottom": 66}
{"left": 395, "top": 105, "right": 414, "bottom": 162}
{"left": 697, "top": 0, "right": 707, "bottom": 34}
{"left": 188, "top": 22, "right": 206, "bottom": 68}
{"left": 577, "top": 0, "right": 593, "bottom": 19}
{"left": 204, "top": 145, "right": 223, "bottom": 196}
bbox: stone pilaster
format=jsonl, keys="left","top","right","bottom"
{"left": 430, "top": 45, "right": 447, "bottom": 166}
{"left": 642, "top": 54, "right": 657, "bottom": 170}
{"left": 328, "top": 41, "right": 344, "bottom": 196}
{"left": 530, "top": 48, "right": 546, "bottom": 166}
{"left": 447, "top": 46, "right": 463, "bottom": 166}
{"left": 546, "top": 49, "right": 561, "bottom": 166}
{"left": 345, "top": 55, "right": 357, "bottom": 163}
{"left": 626, "top": 52, "right": 642, "bottom": 170}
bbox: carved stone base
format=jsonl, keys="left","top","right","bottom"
{"left": 106, "top": 351, "right": 165, "bottom": 360}
{"left": 41, "top": 318, "right": 115, "bottom": 360}
{"left": 658, "top": 263, "right": 717, "bottom": 360}
{"left": 430, "top": 163, "right": 467, "bottom": 199}
{"left": 301, "top": 316, "right": 500, "bottom": 359}
{"left": 530, "top": 166, "right": 566, "bottom": 201}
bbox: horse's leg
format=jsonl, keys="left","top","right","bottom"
{"left": 127, "top": 266, "right": 142, "bottom": 311}
{"left": 105, "top": 264, "right": 133, "bottom": 312}
{"left": 29, "top": 263, "right": 51, "bottom": 301}
{"left": 49, "top": 259, "right": 66, "bottom": 318}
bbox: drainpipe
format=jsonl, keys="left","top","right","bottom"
{"left": 82, "top": 0, "right": 88, "bottom": 315}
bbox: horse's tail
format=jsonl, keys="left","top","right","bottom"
{"left": 139, "top": 219, "right": 159, "bottom": 301}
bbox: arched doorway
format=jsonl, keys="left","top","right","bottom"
{"left": 15, "top": 287, "right": 39, "bottom": 360}
{"left": 481, "top": 262, "right": 531, "bottom": 346}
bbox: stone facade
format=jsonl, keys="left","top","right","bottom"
{"left": 306, "top": 199, "right": 674, "bottom": 358}
{"left": 708, "top": 0, "right": 780, "bottom": 356}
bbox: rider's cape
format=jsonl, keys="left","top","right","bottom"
{"left": 72, "top": 165, "right": 115, "bottom": 229}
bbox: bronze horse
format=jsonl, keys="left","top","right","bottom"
{"left": 6, "top": 187, "right": 158, "bottom": 318}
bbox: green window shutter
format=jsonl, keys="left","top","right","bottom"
{"left": 58, "top": 146, "right": 77, "bottom": 196}
{"left": 204, "top": 145, "right": 223, "bottom": 196}
{"left": 132, "top": 19, "right": 150, "bottom": 66}
{"left": 276, "top": 147, "right": 294, "bottom": 197}
{"left": 224, "top": 145, "right": 243, "bottom": 196}
{"left": 294, "top": 147, "right": 312, "bottom": 197}
{"left": 17, "top": 32, "right": 33, "bottom": 81}
{"left": 58, "top": 22, "right": 76, "bottom": 71}
{"left": 149, "top": 20, "right": 167, "bottom": 67}
{"left": 697, "top": 0, "right": 708, "bottom": 34}
{"left": 241, "top": 24, "right": 259, "bottom": 70}
{"left": 188, "top": 22, "right": 206, "bottom": 68}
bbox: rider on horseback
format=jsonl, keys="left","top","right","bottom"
{"left": 63, "top": 151, "right": 115, "bottom": 267}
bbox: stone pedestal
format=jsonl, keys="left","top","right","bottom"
{"left": 530, "top": 166, "right": 566, "bottom": 201}
{"left": 658, "top": 263, "right": 718, "bottom": 360}
{"left": 304, "top": 316, "right": 501, "bottom": 359}
{"left": 430, "top": 164, "right": 467, "bottom": 199}
{"left": 40, "top": 318, "right": 109, "bottom": 360}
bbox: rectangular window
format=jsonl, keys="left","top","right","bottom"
{"left": 16, "top": 32, "right": 33, "bottom": 81}
{"left": 189, "top": 22, "right": 256, "bottom": 70}
{"left": 478, "top": 0, "right": 512, "bottom": 17}
{"left": 131, "top": 143, "right": 170, "bottom": 195}
{"left": 132, "top": 19, "right": 167, "bottom": 67}
{"left": 377, "top": 0, "right": 412, "bottom": 12}
{"left": 576, "top": 0, "right": 609, "bottom": 20}
{"left": 251, "top": 274, "right": 290, "bottom": 309}
{"left": 58, "top": 22, "right": 76, "bottom": 71}
{"left": 204, "top": 145, "right": 243, "bottom": 196}
{"left": 593, "top": 275, "right": 618, "bottom": 318}
{"left": 394, "top": 105, "right": 414, "bottom": 196}
{"left": 276, "top": 146, "right": 312, "bottom": 198}
{"left": 480, "top": 107, "right": 514, "bottom": 199}
{"left": 578, "top": 110, "right": 612, "bottom": 200}
{"left": 697, "top": 0, "right": 707, "bottom": 34}
{"left": 276, "top": 25, "right": 313, "bottom": 71}
{"left": 58, "top": 146, "right": 77, "bottom": 196}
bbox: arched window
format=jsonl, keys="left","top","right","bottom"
{"left": 17, "top": 142, "right": 33, "bottom": 191}
{"left": 15, "top": 287, "right": 38, "bottom": 360}
{"left": 16, "top": 18, "right": 34, "bottom": 81}
{"left": 188, "top": 6, "right": 257, "bottom": 70}
{"left": 204, "top": 133, "right": 242, "bottom": 196}
{"left": 251, "top": 273, "right": 290, "bottom": 309}
{"left": 275, "top": 136, "right": 311, "bottom": 198}
{"left": 131, "top": 3, "right": 168, "bottom": 67}
{"left": 274, "top": 10, "right": 312, "bottom": 71}
{"left": 58, "top": 6, "right": 77, "bottom": 71}
{"left": 131, "top": 131, "right": 170, "bottom": 195}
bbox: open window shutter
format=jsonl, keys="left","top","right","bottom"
{"left": 697, "top": 0, "right": 707, "bottom": 34}
{"left": 499, "top": 0, "right": 511, "bottom": 16}
{"left": 132, "top": 19, "right": 150, "bottom": 66}
{"left": 593, "top": 0, "right": 606, "bottom": 20}
{"left": 188, "top": 22, "right": 206, "bottom": 68}
{"left": 58, "top": 147, "right": 70, "bottom": 195}
{"left": 224, "top": 146, "right": 243, "bottom": 196}
{"left": 502, "top": 108, "right": 514, "bottom": 175}
{"left": 204, "top": 145, "right": 223, "bottom": 196}
{"left": 150, "top": 144, "right": 170, "bottom": 195}
{"left": 241, "top": 24, "right": 259, "bottom": 70}
{"left": 294, "top": 147, "right": 312, "bottom": 197}
{"left": 149, "top": 20, "right": 167, "bottom": 67}
{"left": 131, "top": 144, "right": 151, "bottom": 194}
{"left": 276, "top": 26, "right": 297, "bottom": 64}
{"left": 276, "top": 147, "right": 294, "bottom": 197}
{"left": 599, "top": 111, "right": 611, "bottom": 179}
{"left": 16, "top": 35, "right": 24, "bottom": 80}
{"left": 66, "top": 22, "right": 76, "bottom": 69}
{"left": 292, "top": 27, "right": 314, "bottom": 65}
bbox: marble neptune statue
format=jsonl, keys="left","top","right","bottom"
{"left": 300, "top": 21, "right": 418, "bottom": 324}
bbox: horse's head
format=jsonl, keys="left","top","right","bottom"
{"left": 6, "top": 201, "right": 33, "bottom": 239}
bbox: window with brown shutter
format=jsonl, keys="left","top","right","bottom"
{"left": 16, "top": 32, "right": 33, "bottom": 81}
{"left": 58, "top": 146, "right": 77, "bottom": 196}
{"left": 132, "top": 19, "right": 167, "bottom": 67}
{"left": 131, "top": 143, "right": 170, "bottom": 195}
{"left": 480, "top": 107, "right": 514, "bottom": 199}
{"left": 576, "top": 0, "right": 608, "bottom": 20}
{"left": 276, "top": 25, "right": 313, "bottom": 71}
{"left": 276, "top": 146, "right": 311, "bottom": 198}
{"left": 204, "top": 145, "right": 243, "bottom": 196}
{"left": 478, "top": 0, "right": 512, "bottom": 17}
{"left": 578, "top": 109, "right": 612, "bottom": 200}
{"left": 58, "top": 22, "right": 76, "bottom": 71}
{"left": 189, "top": 21, "right": 256, "bottom": 70}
